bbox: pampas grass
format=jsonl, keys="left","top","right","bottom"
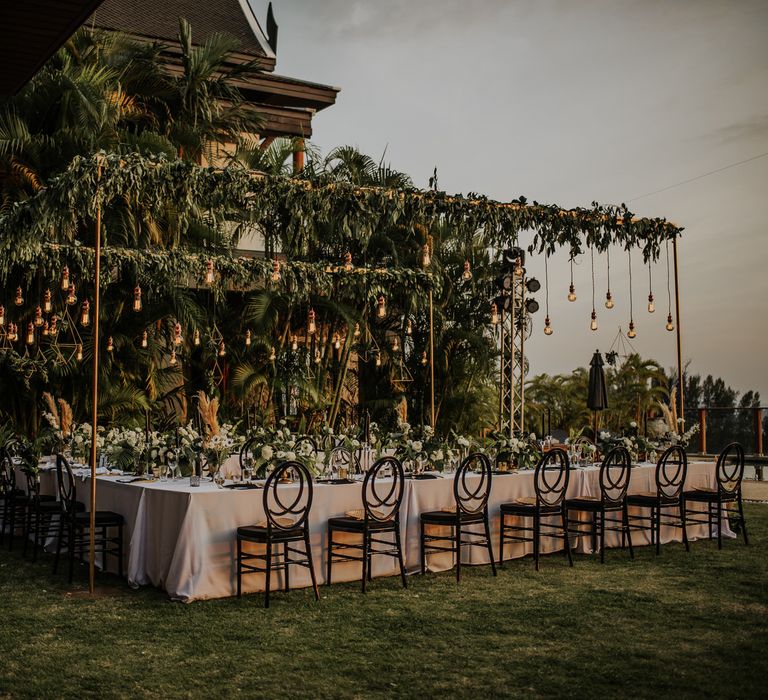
{"left": 197, "top": 391, "right": 220, "bottom": 438}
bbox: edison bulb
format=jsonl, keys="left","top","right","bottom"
{"left": 291, "top": 335, "right": 298, "bottom": 351}
{"left": 141, "top": 331, "right": 148, "bottom": 348}
{"left": 627, "top": 322, "right": 637, "bottom": 339}
{"left": 567, "top": 284, "right": 576, "bottom": 302}
{"left": 269, "top": 346, "right": 276, "bottom": 361}
{"left": 76, "top": 343, "right": 83, "bottom": 361}
{"left": 375, "top": 352, "right": 381, "bottom": 367}
{"left": 605, "top": 291, "right": 614, "bottom": 309}
{"left": 420, "top": 351, "right": 428, "bottom": 365}
{"left": 544, "top": 316, "right": 553, "bottom": 335}
{"left": 490, "top": 303, "right": 499, "bottom": 325}
{"left": 590, "top": 311, "right": 598, "bottom": 331}
{"left": 193, "top": 329, "right": 201, "bottom": 346}
{"left": 245, "top": 330, "right": 252, "bottom": 347}
{"left": 377, "top": 295, "right": 386, "bottom": 319}
{"left": 647, "top": 294, "right": 655, "bottom": 313}
{"left": 107, "top": 337, "right": 114, "bottom": 353}
{"left": 462, "top": 261, "right": 472, "bottom": 281}
{"left": 666, "top": 314, "right": 675, "bottom": 332}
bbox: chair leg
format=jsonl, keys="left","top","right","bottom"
{"left": 562, "top": 510, "right": 573, "bottom": 567}
{"left": 738, "top": 496, "right": 749, "bottom": 545}
{"left": 716, "top": 499, "right": 722, "bottom": 550}
{"left": 23, "top": 505, "right": 32, "bottom": 557}
{"left": 102, "top": 525, "right": 108, "bottom": 573}
{"left": 394, "top": 525, "right": 407, "bottom": 589}
{"left": 361, "top": 530, "right": 368, "bottom": 594}
{"left": 498, "top": 514, "right": 505, "bottom": 567}
{"left": 53, "top": 515, "right": 64, "bottom": 574}
{"left": 264, "top": 540, "right": 272, "bottom": 608}
{"left": 117, "top": 525, "right": 124, "bottom": 579}
{"left": 419, "top": 521, "right": 426, "bottom": 575}
{"left": 455, "top": 524, "right": 462, "bottom": 583}
{"left": 304, "top": 530, "right": 319, "bottom": 602}
{"left": 326, "top": 530, "right": 334, "bottom": 586}
{"left": 533, "top": 514, "right": 540, "bottom": 572}
{"left": 236, "top": 537, "right": 242, "bottom": 598}
{"left": 708, "top": 502, "right": 714, "bottom": 540}
{"left": 284, "top": 541, "right": 290, "bottom": 592}
{"left": 680, "top": 501, "right": 689, "bottom": 552}
{"left": 623, "top": 503, "right": 634, "bottom": 559}
{"left": 483, "top": 514, "right": 497, "bottom": 576}
{"left": 599, "top": 510, "right": 606, "bottom": 564}
{"left": 591, "top": 511, "right": 597, "bottom": 554}
{"left": 8, "top": 504, "right": 15, "bottom": 551}
{"left": 655, "top": 507, "right": 661, "bottom": 555}
{"left": 68, "top": 525, "right": 76, "bottom": 583}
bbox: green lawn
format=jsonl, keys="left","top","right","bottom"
{"left": 1, "top": 505, "right": 766, "bottom": 699}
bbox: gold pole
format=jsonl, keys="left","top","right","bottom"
{"left": 672, "top": 236, "right": 684, "bottom": 432}
{"left": 429, "top": 289, "right": 435, "bottom": 430}
{"left": 498, "top": 309, "right": 504, "bottom": 430}
{"left": 88, "top": 158, "right": 103, "bottom": 594}
{"left": 520, "top": 277, "right": 525, "bottom": 435}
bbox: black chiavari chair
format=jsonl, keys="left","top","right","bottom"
{"left": 0, "top": 441, "right": 29, "bottom": 550}
{"left": 684, "top": 442, "right": 748, "bottom": 549}
{"left": 327, "top": 456, "right": 406, "bottom": 593}
{"left": 499, "top": 448, "right": 573, "bottom": 571}
{"left": 23, "top": 468, "right": 58, "bottom": 560}
{"left": 419, "top": 453, "right": 496, "bottom": 582}
{"left": 626, "top": 445, "right": 689, "bottom": 555}
{"left": 236, "top": 460, "right": 319, "bottom": 608}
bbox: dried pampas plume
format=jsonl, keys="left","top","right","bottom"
{"left": 58, "top": 399, "right": 73, "bottom": 438}
{"left": 657, "top": 387, "right": 679, "bottom": 434}
{"left": 42, "top": 392, "right": 59, "bottom": 428}
{"left": 197, "top": 391, "right": 220, "bottom": 438}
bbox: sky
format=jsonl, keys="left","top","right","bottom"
{"left": 254, "top": 0, "right": 768, "bottom": 400}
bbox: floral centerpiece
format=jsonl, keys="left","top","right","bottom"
{"left": 197, "top": 392, "right": 242, "bottom": 475}
{"left": 103, "top": 426, "right": 147, "bottom": 472}
{"left": 486, "top": 431, "right": 539, "bottom": 470}
{"left": 41, "top": 392, "right": 72, "bottom": 452}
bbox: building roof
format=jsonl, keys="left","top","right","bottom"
{"left": 0, "top": 0, "right": 106, "bottom": 96}
{"left": 89, "top": 0, "right": 275, "bottom": 62}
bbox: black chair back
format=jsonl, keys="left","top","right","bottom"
{"left": 715, "top": 442, "right": 745, "bottom": 496}
{"left": 239, "top": 436, "right": 257, "bottom": 471}
{"left": 329, "top": 446, "right": 358, "bottom": 473}
{"left": 56, "top": 454, "right": 78, "bottom": 517}
{"left": 655, "top": 445, "right": 688, "bottom": 499}
{"left": 321, "top": 433, "right": 340, "bottom": 452}
{"left": 362, "top": 456, "right": 404, "bottom": 522}
{"left": 294, "top": 436, "right": 318, "bottom": 459}
{"left": 453, "top": 452, "right": 492, "bottom": 515}
{"left": 0, "top": 448, "right": 16, "bottom": 496}
{"left": 599, "top": 446, "right": 632, "bottom": 505}
{"left": 534, "top": 448, "right": 570, "bottom": 507}
{"left": 263, "top": 460, "right": 313, "bottom": 531}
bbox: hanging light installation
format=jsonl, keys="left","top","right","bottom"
{"left": 7, "top": 323, "right": 17, "bottom": 342}
{"left": 204, "top": 260, "right": 215, "bottom": 285}
{"left": 605, "top": 247, "right": 615, "bottom": 308}
{"left": 647, "top": 261, "right": 655, "bottom": 313}
{"left": 308, "top": 309, "right": 316, "bottom": 335}
{"left": 107, "top": 336, "right": 114, "bottom": 353}
{"left": 490, "top": 302, "right": 499, "bottom": 325}
{"left": 49, "top": 316, "right": 57, "bottom": 335}
{"left": 66, "top": 284, "right": 77, "bottom": 306}
{"left": 627, "top": 250, "right": 637, "bottom": 338}
{"left": 60, "top": 266, "right": 70, "bottom": 291}
{"left": 245, "top": 330, "right": 252, "bottom": 347}
{"left": 14, "top": 287, "right": 23, "bottom": 306}
{"left": 377, "top": 295, "right": 386, "bottom": 319}
{"left": 193, "top": 329, "right": 201, "bottom": 346}
{"left": 543, "top": 253, "right": 553, "bottom": 335}
{"left": 80, "top": 300, "right": 90, "bottom": 327}
{"left": 33, "top": 306, "right": 43, "bottom": 327}
{"left": 173, "top": 322, "right": 183, "bottom": 346}
{"left": 133, "top": 285, "right": 142, "bottom": 312}
{"left": 590, "top": 248, "right": 598, "bottom": 331}
{"left": 25, "top": 323, "right": 35, "bottom": 345}
{"left": 141, "top": 330, "right": 148, "bottom": 348}
{"left": 43, "top": 290, "right": 52, "bottom": 314}
{"left": 665, "top": 239, "right": 675, "bottom": 331}
{"left": 462, "top": 260, "right": 472, "bottom": 281}
{"left": 567, "top": 259, "right": 577, "bottom": 301}
{"left": 270, "top": 260, "right": 281, "bottom": 283}
{"left": 343, "top": 252, "right": 353, "bottom": 271}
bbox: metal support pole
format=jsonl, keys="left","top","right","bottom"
{"left": 429, "top": 290, "right": 435, "bottom": 430}
{"left": 498, "top": 311, "right": 505, "bottom": 431}
{"left": 509, "top": 285, "right": 516, "bottom": 439}
{"left": 519, "top": 278, "right": 525, "bottom": 435}
{"left": 88, "top": 158, "right": 103, "bottom": 595}
{"left": 699, "top": 408, "right": 707, "bottom": 454}
{"left": 755, "top": 408, "right": 764, "bottom": 456}
{"left": 672, "top": 237, "right": 684, "bottom": 432}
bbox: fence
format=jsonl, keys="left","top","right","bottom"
{"left": 684, "top": 407, "right": 766, "bottom": 457}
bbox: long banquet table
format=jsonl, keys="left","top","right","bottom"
{"left": 33, "top": 459, "right": 733, "bottom": 602}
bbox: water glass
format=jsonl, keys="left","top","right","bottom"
{"left": 213, "top": 469, "right": 226, "bottom": 488}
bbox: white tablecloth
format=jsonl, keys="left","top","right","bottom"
{"left": 30, "top": 460, "right": 732, "bottom": 602}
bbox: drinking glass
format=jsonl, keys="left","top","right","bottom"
{"left": 213, "top": 468, "right": 225, "bottom": 488}
{"left": 167, "top": 450, "right": 178, "bottom": 480}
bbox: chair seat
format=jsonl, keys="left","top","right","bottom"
{"left": 565, "top": 496, "right": 605, "bottom": 511}
{"left": 328, "top": 515, "right": 397, "bottom": 532}
{"left": 237, "top": 523, "right": 304, "bottom": 542}
{"left": 420, "top": 509, "right": 485, "bottom": 525}
{"left": 34, "top": 499, "right": 61, "bottom": 512}
{"left": 500, "top": 499, "right": 562, "bottom": 515}
{"left": 626, "top": 493, "right": 680, "bottom": 506}
{"left": 73, "top": 510, "right": 124, "bottom": 527}
{"left": 684, "top": 488, "right": 733, "bottom": 503}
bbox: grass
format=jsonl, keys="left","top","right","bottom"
{"left": 0, "top": 506, "right": 767, "bottom": 699}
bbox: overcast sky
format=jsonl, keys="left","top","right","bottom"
{"left": 257, "top": 0, "right": 768, "bottom": 401}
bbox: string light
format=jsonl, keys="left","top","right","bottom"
{"left": 343, "top": 252, "right": 353, "bottom": 271}
{"left": 392, "top": 336, "right": 400, "bottom": 352}
{"left": 107, "top": 336, "right": 114, "bottom": 353}
{"left": 420, "top": 351, "right": 428, "bottom": 366}
{"left": 462, "top": 260, "right": 472, "bottom": 281}
{"left": 590, "top": 248, "right": 598, "bottom": 331}
{"left": 42, "top": 321, "right": 49, "bottom": 337}
{"left": 245, "top": 329, "right": 252, "bottom": 347}
{"left": 133, "top": 285, "right": 142, "bottom": 312}
{"left": 421, "top": 243, "right": 431, "bottom": 268}
{"left": 377, "top": 295, "right": 386, "bottom": 319}
{"left": 49, "top": 316, "right": 57, "bottom": 335}
{"left": 193, "top": 329, "right": 201, "bottom": 346}
{"left": 66, "top": 284, "right": 77, "bottom": 306}
{"left": 60, "top": 266, "right": 70, "bottom": 291}
{"left": 665, "top": 239, "right": 675, "bottom": 331}
{"left": 218, "top": 341, "right": 226, "bottom": 357}
{"left": 605, "top": 247, "right": 615, "bottom": 309}
{"left": 205, "top": 260, "right": 215, "bottom": 285}
{"left": 332, "top": 332, "right": 341, "bottom": 350}
{"left": 173, "top": 322, "right": 183, "bottom": 346}
{"left": 490, "top": 302, "right": 499, "bottom": 326}
{"left": 14, "top": 287, "right": 23, "bottom": 306}
{"left": 353, "top": 323, "right": 361, "bottom": 338}
{"left": 627, "top": 250, "right": 636, "bottom": 338}
{"left": 647, "top": 262, "right": 655, "bottom": 313}
{"left": 43, "top": 289, "right": 52, "bottom": 314}
{"left": 80, "top": 300, "right": 90, "bottom": 327}
{"left": 308, "top": 309, "right": 316, "bottom": 335}
{"left": 76, "top": 343, "right": 83, "bottom": 361}
{"left": 567, "top": 259, "right": 577, "bottom": 301}
{"left": 270, "top": 260, "right": 281, "bottom": 283}
{"left": 25, "top": 323, "right": 34, "bottom": 345}
{"left": 33, "top": 306, "right": 43, "bottom": 327}
{"left": 406, "top": 318, "right": 413, "bottom": 335}
{"left": 269, "top": 346, "right": 276, "bottom": 361}
{"left": 291, "top": 335, "right": 298, "bottom": 351}
{"left": 141, "top": 330, "right": 148, "bottom": 349}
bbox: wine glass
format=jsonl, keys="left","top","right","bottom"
{"left": 167, "top": 450, "right": 178, "bottom": 480}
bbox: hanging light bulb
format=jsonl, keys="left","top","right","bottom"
{"left": 605, "top": 291, "right": 615, "bottom": 309}
{"left": 173, "top": 322, "right": 183, "bottom": 346}
{"left": 406, "top": 318, "right": 413, "bottom": 336}
{"left": 14, "top": 287, "right": 23, "bottom": 306}
{"left": 270, "top": 260, "right": 281, "bottom": 283}
{"left": 8, "top": 323, "right": 17, "bottom": 342}
{"left": 377, "top": 295, "right": 386, "bottom": 319}
{"left": 626, "top": 250, "right": 636, "bottom": 339}
{"left": 291, "top": 335, "right": 298, "bottom": 351}
{"left": 490, "top": 302, "right": 499, "bottom": 325}
{"left": 544, "top": 316, "right": 553, "bottom": 335}
{"left": 0, "top": 305, "right": 5, "bottom": 326}
{"left": 133, "top": 285, "right": 142, "bottom": 312}
{"left": 43, "top": 289, "right": 52, "bottom": 314}
{"left": 76, "top": 343, "right": 83, "bottom": 361}
{"left": 308, "top": 309, "right": 316, "bottom": 335}
{"left": 33, "top": 306, "right": 43, "bottom": 327}
{"left": 420, "top": 351, "right": 428, "bottom": 366}
{"left": 80, "top": 300, "right": 90, "bottom": 327}
{"left": 605, "top": 247, "right": 614, "bottom": 308}
{"left": 169, "top": 349, "right": 177, "bottom": 366}
{"left": 25, "top": 323, "right": 34, "bottom": 345}
{"left": 375, "top": 352, "right": 381, "bottom": 367}
{"left": 49, "top": 316, "right": 57, "bottom": 335}
{"left": 60, "top": 266, "right": 70, "bottom": 291}
{"left": 314, "top": 349, "right": 321, "bottom": 364}
{"left": 392, "top": 336, "right": 400, "bottom": 352}
{"left": 590, "top": 310, "right": 598, "bottom": 331}
{"left": 353, "top": 322, "right": 361, "bottom": 338}
{"left": 269, "top": 346, "right": 276, "bottom": 361}
{"left": 462, "top": 260, "right": 472, "bottom": 281}
{"left": 514, "top": 259, "right": 524, "bottom": 277}
{"left": 332, "top": 332, "right": 341, "bottom": 350}
{"left": 141, "top": 330, "right": 148, "bottom": 348}
{"left": 66, "top": 284, "right": 77, "bottom": 306}
{"left": 666, "top": 313, "right": 675, "bottom": 332}
{"left": 205, "top": 259, "right": 215, "bottom": 285}
{"left": 219, "top": 341, "right": 226, "bottom": 357}
{"left": 343, "top": 251, "right": 353, "bottom": 271}
{"left": 627, "top": 321, "right": 637, "bottom": 339}
{"left": 647, "top": 262, "right": 655, "bottom": 312}
{"left": 647, "top": 293, "right": 655, "bottom": 313}
{"left": 245, "top": 329, "right": 252, "bottom": 347}
{"left": 107, "top": 336, "right": 114, "bottom": 353}
{"left": 193, "top": 329, "right": 201, "bottom": 346}
{"left": 567, "top": 284, "right": 577, "bottom": 302}
{"left": 421, "top": 243, "right": 431, "bottom": 268}
{"left": 42, "top": 321, "right": 49, "bottom": 337}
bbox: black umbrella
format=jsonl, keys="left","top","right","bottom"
{"left": 587, "top": 350, "right": 608, "bottom": 437}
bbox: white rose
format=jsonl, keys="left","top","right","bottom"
{"left": 630, "top": 421, "right": 637, "bottom": 428}
{"left": 261, "top": 446, "right": 274, "bottom": 460}
{"left": 285, "top": 451, "right": 296, "bottom": 461}
{"left": 412, "top": 440, "right": 423, "bottom": 452}
{"left": 435, "top": 449, "right": 444, "bottom": 461}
